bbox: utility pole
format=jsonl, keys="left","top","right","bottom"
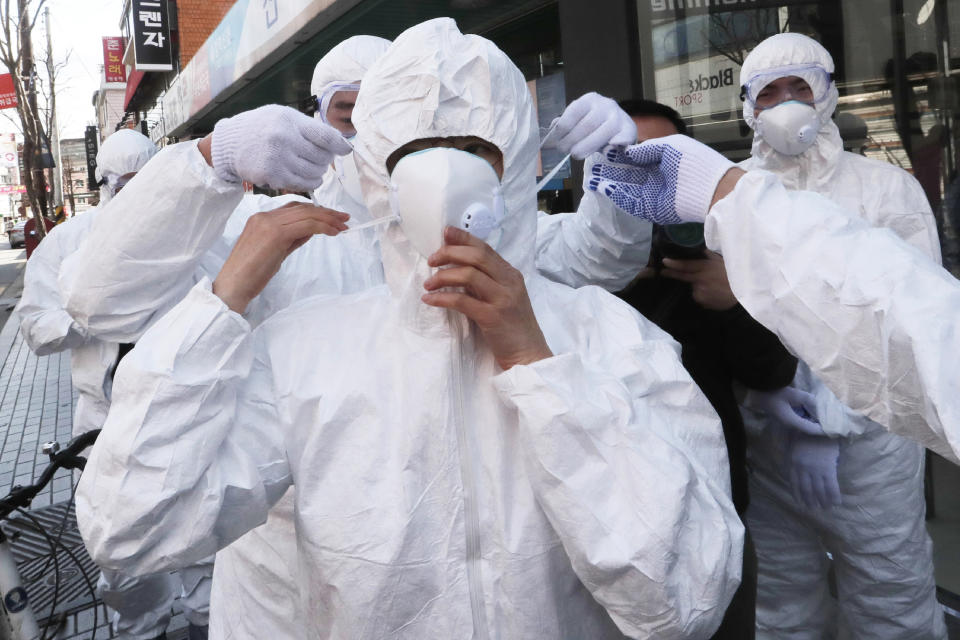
{"left": 44, "top": 5, "right": 60, "bottom": 207}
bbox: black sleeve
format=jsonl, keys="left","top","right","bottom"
{"left": 709, "top": 304, "right": 798, "bottom": 391}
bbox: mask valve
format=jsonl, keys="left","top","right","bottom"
{"left": 460, "top": 191, "right": 503, "bottom": 241}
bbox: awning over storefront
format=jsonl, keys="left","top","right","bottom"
{"left": 160, "top": 0, "right": 555, "bottom": 138}
{"left": 124, "top": 69, "right": 146, "bottom": 111}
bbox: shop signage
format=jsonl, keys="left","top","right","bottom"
{"left": 656, "top": 54, "right": 742, "bottom": 119}
{"left": 0, "top": 185, "right": 25, "bottom": 195}
{"left": 132, "top": 0, "right": 173, "bottom": 71}
{"left": 0, "top": 74, "right": 16, "bottom": 110}
{"left": 84, "top": 126, "right": 99, "bottom": 191}
{"left": 649, "top": 0, "right": 811, "bottom": 16}
{"left": 102, "top": 37, "right": 127, "bottom": 83}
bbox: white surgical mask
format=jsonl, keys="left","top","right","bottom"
{"left": 755, "top": 100, "right": 821, "bottom": 156}
{"left": 389, "top": 147, "right": 504, "bottom": 259}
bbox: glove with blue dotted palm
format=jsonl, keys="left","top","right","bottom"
{"left": 586, "top": 134, "right": 735, "bottom": 224}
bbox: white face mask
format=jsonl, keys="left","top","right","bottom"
{"left": 389, "top": 147, "right": 504, "bottom": 259}
{"left": 755, "top": 100, "right": 821, "bottom": 156}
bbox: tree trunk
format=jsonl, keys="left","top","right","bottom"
{"left": 17, "top": 0, "right": 47, "bottom": 239}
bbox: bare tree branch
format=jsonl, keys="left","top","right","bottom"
{"left": 28, "top": 0, "right": 46, "bottom": 32}
{"left": 0, "top": 108, "right": 21, "bottom": 132}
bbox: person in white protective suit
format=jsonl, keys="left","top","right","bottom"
{"left": 733, "top": 33, "right": 946, "bottom": 639}
{"left": 581, "top": 94, "right": 960, "bottom": 474}
{"left": 15, "top": 129, "right": 212, "bottom": 640}
{"left": 59, "top": 39, "right": 671, "bottom": 640}
{"left": 201, "top": 35, "right": 391, "bottom": 640}
{"left": 75, "top": 18, "right": 745, "bottom": 639}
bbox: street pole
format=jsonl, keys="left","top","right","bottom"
{"left": 44, "top": 5, "right": 61, "bottom": 208}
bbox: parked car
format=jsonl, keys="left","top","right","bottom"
{"left": 8, "top": 220, "right": 26, "bottom": 248}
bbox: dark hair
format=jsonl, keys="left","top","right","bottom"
{"left": 617, "top": 99, "right": 688, "bottom": 136}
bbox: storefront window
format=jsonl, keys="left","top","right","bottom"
{"left": 487, "top": 4, "right": 573, "bottom": 213}
{"left": 637, "top": 0, "right": 960, "bottom": 271}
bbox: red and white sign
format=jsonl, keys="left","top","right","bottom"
{"left": 0, "top": 185, "right": 26, "bottom": 195}
{"left": 102, "top": 37, "right": 127, "bottom": 84}
{"left": 0, "top": 74, "right": 17, "bottom": 110}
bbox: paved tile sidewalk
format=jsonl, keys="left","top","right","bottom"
{"left": 0, "top": 310, "right": 75, "bottom": 504}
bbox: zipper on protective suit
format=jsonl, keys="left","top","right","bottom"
{"left": 448, "top": 309, "right": 490, "bottom": 639}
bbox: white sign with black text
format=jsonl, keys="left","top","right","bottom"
{"left": 655, "top": 55, "right": 742, "bottom": 119}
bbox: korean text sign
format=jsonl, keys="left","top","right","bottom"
{"left": 132, "top": 0, "right": 173, "bottom": 71}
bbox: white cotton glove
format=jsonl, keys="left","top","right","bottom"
{"left": 211, "top": 104, "right": 353, "bottom": 192}
{"left": 545, "top": 92, "right": 637, "bottom": 159}
{"left": 586, "top": 134, "right": 735, "bottom": 224}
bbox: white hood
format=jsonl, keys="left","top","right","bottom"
{"left": 739, "top": 33, "right": 843, "bottom": 190}
{"left": 310, "top": 35, "right": 391, "bottom": 222}
{"left": 95, "top": 128, "right": 158, "bottom": 203}
{"left": 310, "top": 35, "right": 391, "bottom": 96}
{"left": 352, "top": 18, "right": 539, "bottom": 295}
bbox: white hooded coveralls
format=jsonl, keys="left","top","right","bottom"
{"left": 76, "top": 18, "right": 743, "bottom": 639}
{"left": 61, "top": 40, "right": 659, "bottom": 640}
{"left": 205, "top": 35, "right": 391, "bottom": 640}
{"left": 737, "top": 33, "right": 945, "bottom": 639}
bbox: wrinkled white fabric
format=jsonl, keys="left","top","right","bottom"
{"left": 60, "top": 141, "right": 244, "bottom": 342}
{"left": 78, "top": 18, "right": 741, "bottom": 640}
{"left": 535, "top": 153, "right": 653, "bottom": 291}
{"left": 19, "top": 126, "right": 160, "bottom": 435}
{"left": 17, "top": 131, "right": 210, "bottom": 640}
{"left": 96, "top": 569, "right": 176, "bottom": 640}
{"left": 95, "top": 129, "right": 158, "bottom": 204}
{"left": 706, "top": 170, "right": 960, "bottom": 464}
{"left": 17, "top": 212, "right": 114, "bottom": 437}
{"left": 310, "top": 35, "right": 391, "bottom": 97}
{"left": 208, "top": 195, "right": 383, "bottom": 640}
{"left": 737, "top": 33, "right": 945, "bottom": 639}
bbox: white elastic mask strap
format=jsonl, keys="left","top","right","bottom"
{"left": 342, "top": 214, "right": 399, "bottom": 234}
{"left": 536, "top": 153, "right": 570, "bottom": 191}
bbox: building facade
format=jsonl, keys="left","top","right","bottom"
{"left": 0, "top": 133, "right": 23, "bottom": 224}
{"left": 92, "top": 78, "right": 128, "bottom": 144}
{"left": 137, "top": 1, "right": 958, "bottom": 240}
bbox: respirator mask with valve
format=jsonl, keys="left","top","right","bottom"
{"left": 755, "top": 100, "right": 821, "bottom": 156}
{"left": 387, "top": 147, "right": 504, "bottom": 259}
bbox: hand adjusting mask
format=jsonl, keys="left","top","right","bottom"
{"left": 389, "top": 147, "right": 504, "bottom": 259}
